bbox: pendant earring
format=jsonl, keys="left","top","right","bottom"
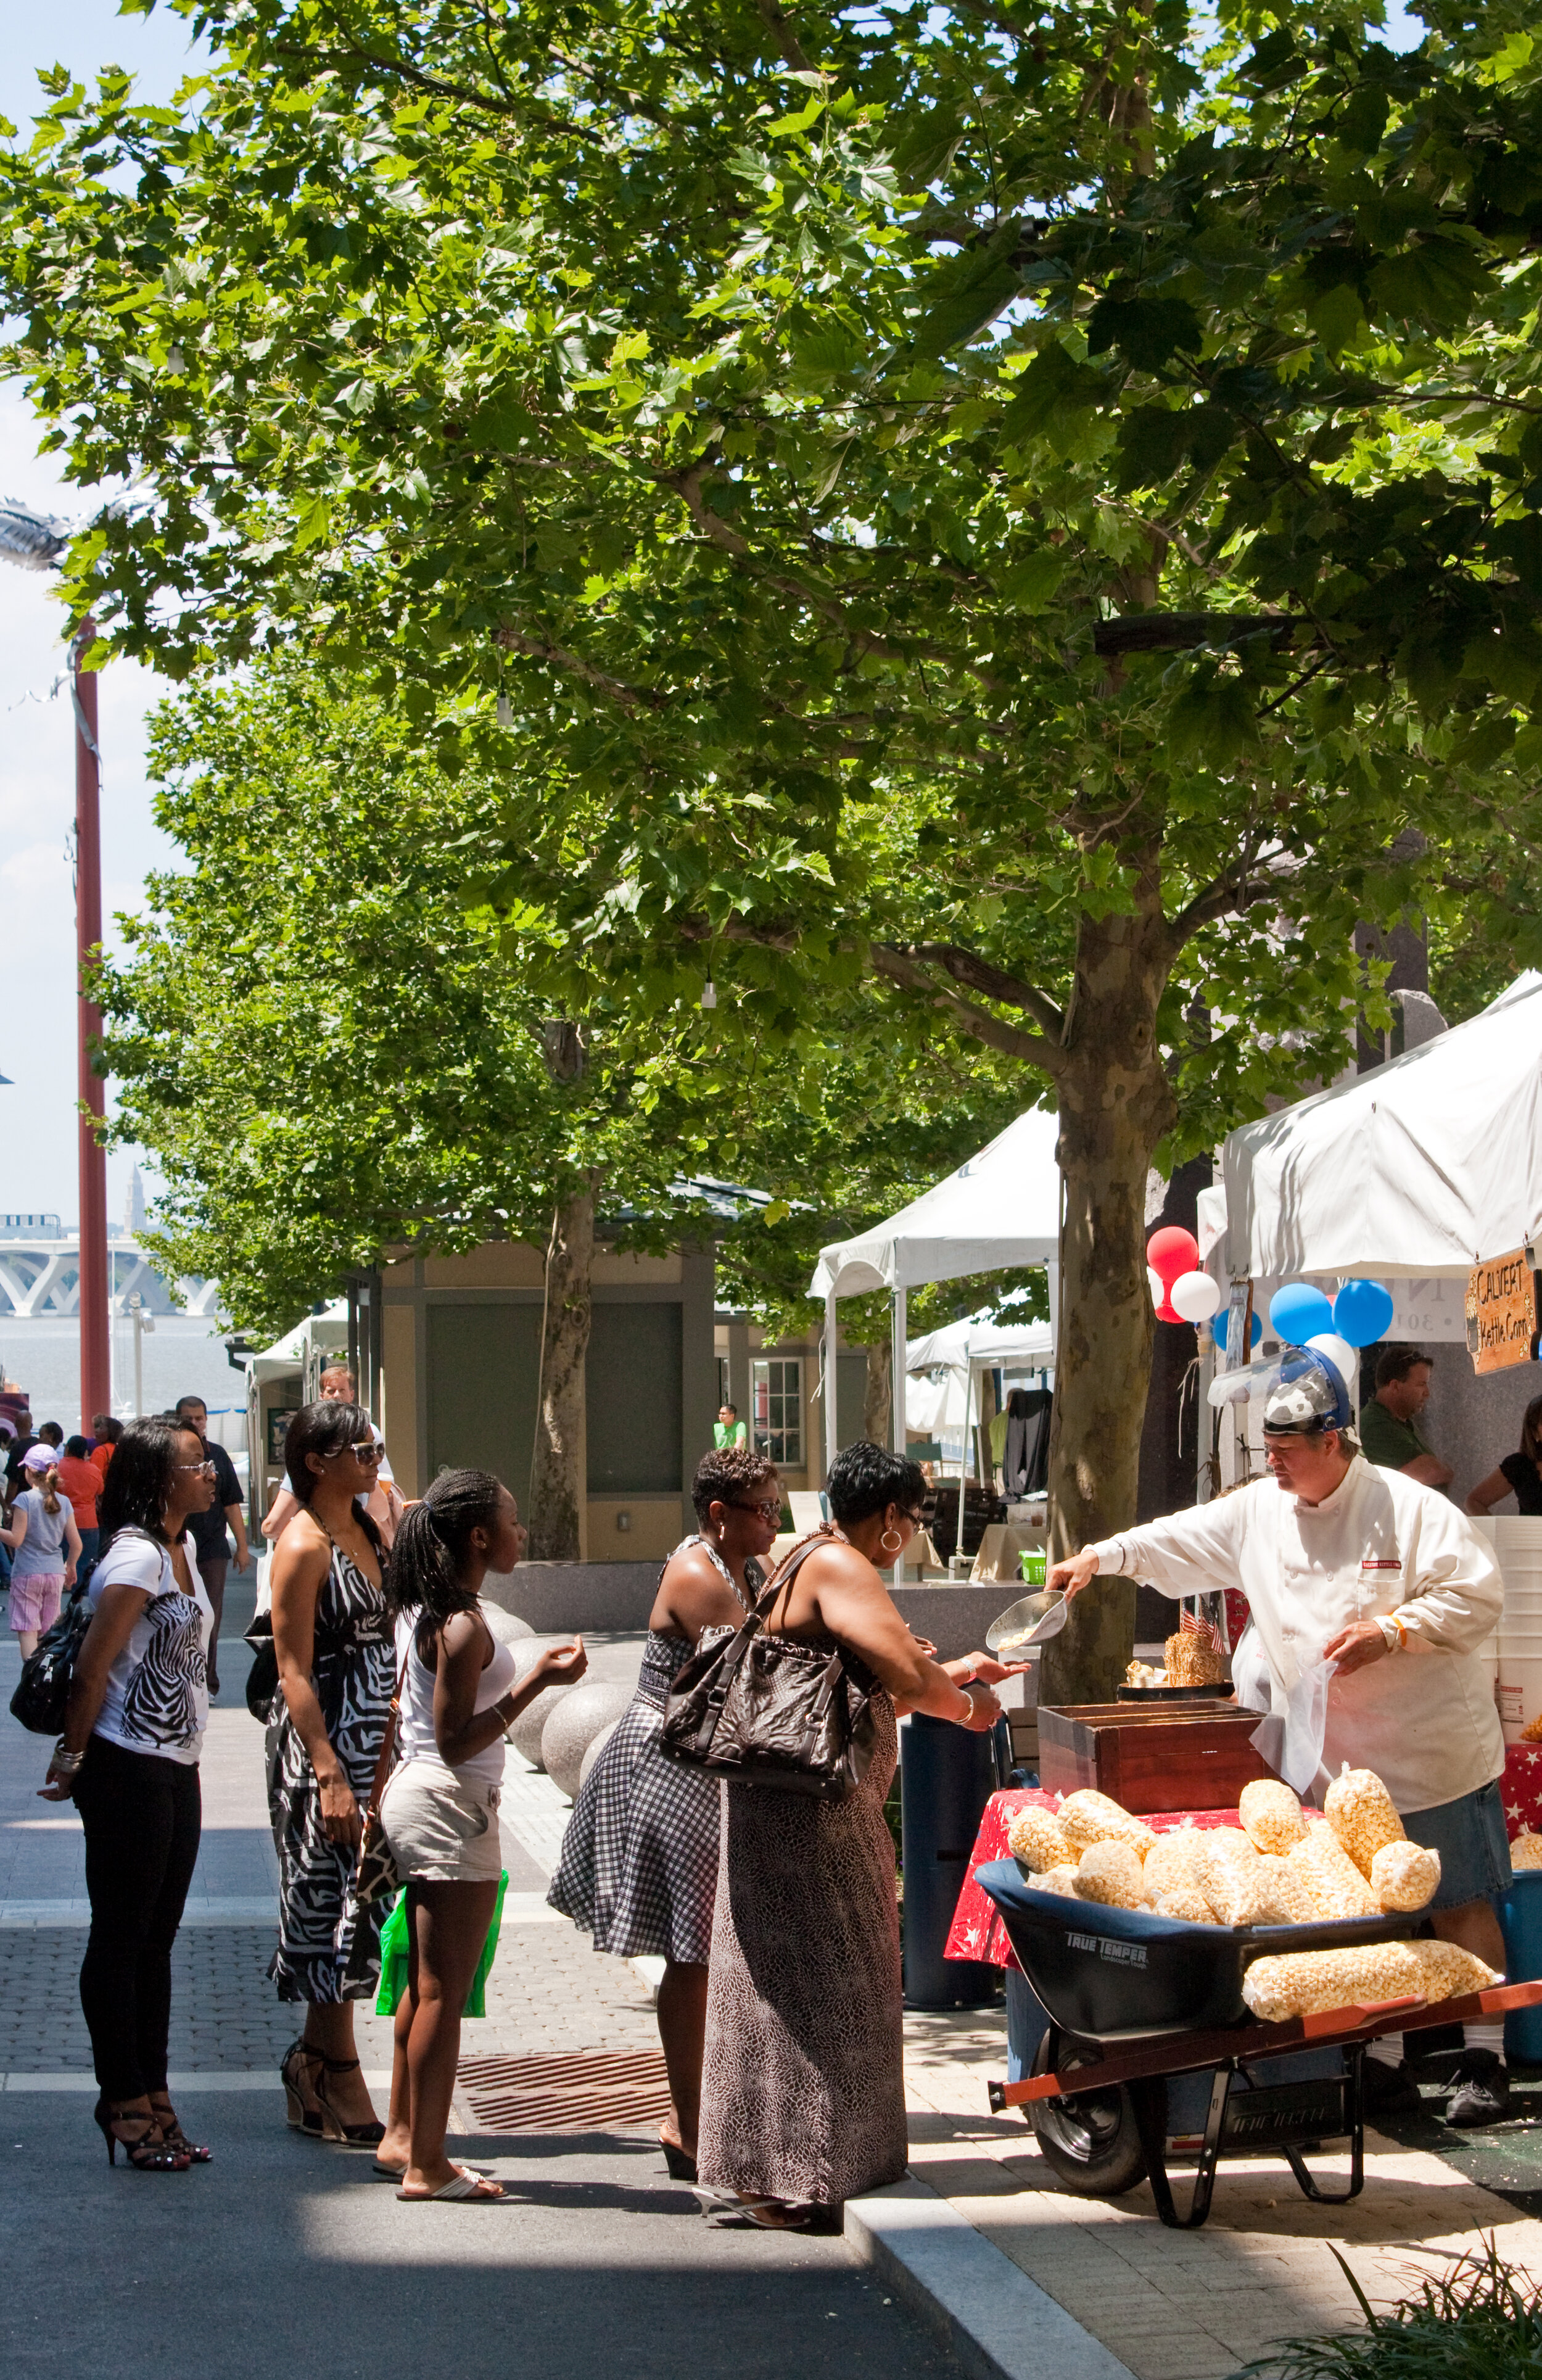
{"left": 880, "top": 1526, "right": 902, "bottom": 1553}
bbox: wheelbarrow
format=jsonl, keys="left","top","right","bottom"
{"left": 976, "top": 1857, "right": 1542, "bottom": 2229}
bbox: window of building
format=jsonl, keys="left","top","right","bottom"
{"left": 752, "top": 1357, "right": 802, "bottom": 1468}
{"left": 717, "top": 1355, "right": 730, "bottom": 1410}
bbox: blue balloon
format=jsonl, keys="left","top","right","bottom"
{"left": 1333, "top": 1278, "right": 1395, "bottom": 1349}
{"left": 1268, "top": 1282, "right": 1336, "bottom": 1343}
{"left": 1213, "top": 1308, "right": 1262, "bottom": 1354}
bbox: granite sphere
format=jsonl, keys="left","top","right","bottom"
{"left": 542, "top": 1682, "right": 634, "bottom": 1800}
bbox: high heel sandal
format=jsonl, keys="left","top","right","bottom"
{"left": 313, "top": 2054, "right": 386, "bottom": 2147}
{"left": 93, "top": 2096, "right": 191, "bottom": 2173}
{"left": 149, "top": 2096, "right": 212, "bottom": 2162}
{"left": 280, "top": 2036, "right": 326, "bottom": 2136}
{"left": 660, "top": 2139, "right": 698, "bottom": 2183}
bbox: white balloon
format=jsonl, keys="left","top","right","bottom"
{"left": 1170, "top": 1270, "right": 1221, "bottom": 1323}
{"left": 1147, "top": 1265, "right": 1166, "bottom": 1309}
{"left": 1305, "top": 1332, "right": 1358, "bottom": 1392}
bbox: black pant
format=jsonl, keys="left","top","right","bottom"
{"left": 75, "top": 1734, "right": 202, "bottom": 2101}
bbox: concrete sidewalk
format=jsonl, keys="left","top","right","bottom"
{"left": 0, "top": 1569, "right": 966, "bottom": 2380}
{"left": 893, "top": 1994, "right": 1542, "bottom": 2380}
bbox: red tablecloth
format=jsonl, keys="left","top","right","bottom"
{"left": 945, "top": 1749, "right": 1542, "bottom": 1972}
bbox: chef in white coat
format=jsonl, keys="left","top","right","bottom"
{"left": 1049, "top": 1348, "right": 1512, "bottom": 2129}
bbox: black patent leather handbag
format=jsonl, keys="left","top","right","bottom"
{"left": 659, "top": 1530, "right": 879, "bottom": 1799}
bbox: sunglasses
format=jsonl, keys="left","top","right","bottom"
{"left": 728, "top": 1497, "right": 783, "bottom": 1523}
{"left": 321, "top": 1440, "right": 383, "bottom": 1465}
{"left": 175, "top": 1459, "right": 217, "bottom": 1477}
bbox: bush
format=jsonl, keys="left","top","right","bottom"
{"left": 1242, "top": 2237, "right": 1541, "bottom": 2380}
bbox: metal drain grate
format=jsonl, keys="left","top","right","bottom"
{"left": 458, "top": 2049, "right": 673, "bottom": 2134}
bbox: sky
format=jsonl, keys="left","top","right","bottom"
{"left": 0, "top": 0, "right": 206, "bottom": 1225}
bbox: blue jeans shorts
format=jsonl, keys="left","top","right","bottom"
{"left": 1403, "top": 1779, "right": 1513, "bottom": 1909}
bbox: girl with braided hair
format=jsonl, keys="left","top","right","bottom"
{"left": 374, "top": 1468, "right": 585, "bottom": 2200}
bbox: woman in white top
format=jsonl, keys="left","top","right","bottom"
{"left": 376, "top": 1467, "right": 585, "bottom": 2200}
{"left": 39, "top": 1418, "right": 218, "bottom": 2172}
{"left": 1, "top": 1441, "right": 81, "bottom": 1654}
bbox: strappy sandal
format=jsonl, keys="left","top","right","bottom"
{"left": 313, "top": 2054, "right": 386, "bottom": 2147}
{"left": 280, "top": 2036, "right": 325, "bottom": 2137}
{"left": 93, "top": 2096, "right": 191, "bottom": 2173}
{"left": 149, "top": 2095, "right": 212, "bottom": 2162}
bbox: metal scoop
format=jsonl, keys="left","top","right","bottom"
{"left": 985, "top": 1589, "right": 1068, "bottom": 1656}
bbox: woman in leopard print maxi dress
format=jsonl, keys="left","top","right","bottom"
{"left": 696, "top": 1444, "right": 1012, "bottom": 2223}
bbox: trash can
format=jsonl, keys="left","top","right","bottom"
{"left": 900, "top": 1713, "right": 1010, "bottom": 2009}
{"left": 1499, "top": 1868, "right": 1542, "bottom": 2061}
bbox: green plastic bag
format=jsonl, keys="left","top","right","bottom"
{"left": 374, "top": 1870, "right": 509, "bottom": 2018}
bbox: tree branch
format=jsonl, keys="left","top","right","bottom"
{"left": 872, "top": 945, "right": 1063, "bottom": 1072}
{"left": 896, "top": 941, "right": 1066, "bottom": 1039}
{"left": 493, "top": 622, "right": 659, "bottom": 708}
{"left": 754, "top": 0, "right": 814, "bottom": 72}
{"left": 1092, "top": 612, "right": 1297, "bottom": 658}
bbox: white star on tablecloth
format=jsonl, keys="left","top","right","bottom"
{"left": 1508, "top": 1801, "right": 1525, "bottom": 1820}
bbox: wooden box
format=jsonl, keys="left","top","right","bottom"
{"left": 1037, "top": 1701, "right": 1276, "bottom": 1814}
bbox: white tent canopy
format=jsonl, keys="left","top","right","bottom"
{"left": 1221, "top": 973, "right": 1542, "bottom": 1281}
{"left": 905, "top": 1315, "right": 1055, "bottom": 1440}
{"left": 244, "top": 1302, "right": 350, "bottom": 1385}
{"left": 810, "top": 1107, "right": 1060, "bottom": 1299}
{"left": 809, "top": 1107, "right": 1060, "bottom": 1477}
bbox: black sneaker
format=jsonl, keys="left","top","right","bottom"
{"left": 1445, "top": 2050, "right": 1511, "bottom": 2129}
{"left": 1361, "top": 2056, "right": 1423, "bottom": 2118}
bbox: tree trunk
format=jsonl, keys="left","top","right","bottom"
{"left": 862, "top": 1335, "right": 891, "bottom": 1447}
{"left": 526, "top": 1184, "right": 595, "bottom": 1561}
{"left": 1040, "top": 856, "right": 1176, "bottom": 1705}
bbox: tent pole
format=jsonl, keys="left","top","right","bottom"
{"left": 823, "top": 1291, "right": 838, "bottom": 1483}
{"left": 891, "top": 1286, "right": 907, "bottom": 1584}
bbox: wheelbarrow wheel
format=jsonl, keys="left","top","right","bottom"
{"left": 1027, "top": 2027, "right": 1152, "bottom": 2198}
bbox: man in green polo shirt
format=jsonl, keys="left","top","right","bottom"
{"left": 714, "top": 1402, "right": 748, "bottom": 1450}
{"left": 1359, "top": 1347, "right": 1454, "bottom": 1490}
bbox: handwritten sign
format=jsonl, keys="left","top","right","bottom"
{"left": 1466, "top": 1251, "right": 1540, "bottom": 1374}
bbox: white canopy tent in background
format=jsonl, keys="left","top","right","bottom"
{"left": 1217, "top": 972, "right": 1542, "bottom": 1283}
{"left": 906, "top": 1313, "right": 1055, "bottom": 1443}
{"left": 243, "top": 1301, "right": 350, "bottom": 1385}
{"left": 809, "top": 1106, "right": 1061, "bottom": 1472}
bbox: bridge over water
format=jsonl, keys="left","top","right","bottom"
{"left": 0, "top": 1214, "right": 216, "bottom": 1320}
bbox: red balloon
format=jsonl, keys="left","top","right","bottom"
{"left": 1147, "top": 1225, "right": 1200, "bottom": 1286}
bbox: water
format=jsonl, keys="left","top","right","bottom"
{"left": 0, "top": 1314, "right": 249, "bottom": 1439}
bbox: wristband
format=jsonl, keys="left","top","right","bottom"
{"left": 50, "top": 1742, "right": 85, "bottom": 1774}
{"left": 1377, "top": 1613, "right": 1407, "bottom": 1653}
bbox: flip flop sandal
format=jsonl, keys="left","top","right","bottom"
{"left": 396, "top": 2166, "right": 505, "bottom": 2202}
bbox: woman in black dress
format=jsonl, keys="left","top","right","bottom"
{"left": 266, "top": 1400, "right": 394, "bottom": 2143}
{"left": 1467, "top": 1394, "right": 1542, "bottom": 1517}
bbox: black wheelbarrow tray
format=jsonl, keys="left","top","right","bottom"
{"left": 975, "top": 1856, "right": 1542, "bottom": 2229}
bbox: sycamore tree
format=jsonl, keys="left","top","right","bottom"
{"left": 98, "top": 655, "right": 754, "bottom": 1554}
{"left": 10, "top": 0, "right": 1542, "bottom": 1687}
{"left": 104, "top": 654, "right": 1034, "bottom": 1546}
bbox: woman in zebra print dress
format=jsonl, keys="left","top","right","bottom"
{"left": 266, "top": 1400, "right": 394, "bottom": 2144}
{"left": 548, "top": 1445, "right": 780, "bottom": 2178}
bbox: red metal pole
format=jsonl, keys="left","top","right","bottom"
{"left": 73, "top": 622, "right": 111, "bottom": 1433}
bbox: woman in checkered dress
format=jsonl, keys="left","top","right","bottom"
{"left": 548, "top": 1447, "right": 780, "bottom": 2176}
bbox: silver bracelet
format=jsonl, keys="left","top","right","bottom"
{"left": 50, "top": 1742, "right": 85, "bottom": 1774}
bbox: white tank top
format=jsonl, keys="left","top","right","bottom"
{"left": 395, "top": 1606, "right": 516, "bottom": 1787}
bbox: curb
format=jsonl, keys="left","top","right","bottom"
{"left": 844, "top": 2175, "right": 1132, "bottom": 2380}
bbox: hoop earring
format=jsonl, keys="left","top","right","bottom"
{"left": 880, "top": 1526, "right": 903, "bottom": 1554}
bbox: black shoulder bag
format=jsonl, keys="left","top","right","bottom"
{"left": 658, "top": 1530, "right": 879, "bottom": 1799}
{"left": 10, "top": 1585, "right": 96, "bottom": 1736}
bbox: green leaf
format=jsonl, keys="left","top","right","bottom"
{"left": 908, "top": 238, "right": 1022, "bottom": 359}
{"left": 1086, "top": 296, "right": 1203, "bottom": 374}
{"left": 1166, "top": 673, "right": 1259, "bottom": 765}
